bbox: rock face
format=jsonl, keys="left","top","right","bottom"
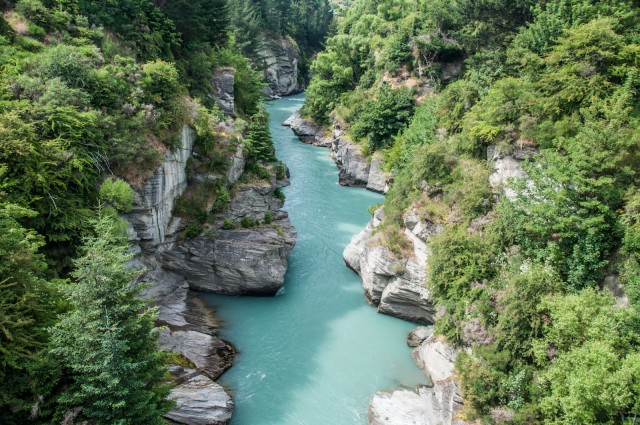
{"left": 211, "top": 68, "right": 236, "bottom": 117}
{"left": 125, "top": 125, "right": 195, "bottom": 250}
{"left": 487, "top": 144, "right": 534, "bottom": 200}
{"left": 162, "top": 176, "right": 297, "bottom": 296}
{"left": 283, "top": 111, "right": 331, "bottom": 147}
{"left": 331, "top": 124, "right": 371, "bottom": 187}
{"left": 368, "top": 334, "right": 467, "bottom": 425}
{"left": 166, "top": 367, "right": 233, "bottom": 425}
{"left": 344, "top": 208, "right": 436, "bottom": 324}
{"left": 257, "top": 37, "right": 301, "bottom": 98}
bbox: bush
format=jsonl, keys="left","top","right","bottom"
{"left": 212, "top": 187, "right": 230, "bottom": 213}
{"left": 273, "top": 188, "right": 285, "bottom": 201}
{"left": 350, "top": 85, "right": 415, "bottom": 152}
{"left": 263, "top": 211, "right": 274, "bottom": 224}
{"left": 240, "top": 217, "right": 259, "bottom": 228}
{"left": 222, "top": 218, "right": 235, "bottom": 230}
{"left": 184, "top": 223, "right": 203, "bottom": 239}
{"left": 140, "top": 60, "right": 180, "bottom": 105}
{"left": 99, "top": 178, "right": 133, "bottom": 213}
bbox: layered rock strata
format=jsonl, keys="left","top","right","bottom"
{"left": 257, "top": 38, "right": 302, "bottom": 98}
{"left": 368, "top": 331, "right": 467, "bottom": 425}
{"left": 284, "top": 112, "right": 390, "bottom": 192}
{"left": 343, "top": 208, "right": 437, "bottom": 324}
{"left": 161, "top": 175, "right": 296, "bottom": 296}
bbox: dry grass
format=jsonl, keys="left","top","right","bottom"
{"left": 5, "top": 11, "right": 29, "bottom": 35}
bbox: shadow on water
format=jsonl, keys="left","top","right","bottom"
{"left": 202, "top": 95, "right": 426, "bottom": 425}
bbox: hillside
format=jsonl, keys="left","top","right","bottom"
{"left": 302, "top": 0, "right": 640, "bottom": 423}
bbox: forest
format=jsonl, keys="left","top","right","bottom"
{"left": 303, "top": 0, "right": 640, "bottom": 423}
{"left": 0, "top": 0, "right": 330, "bottom": 423}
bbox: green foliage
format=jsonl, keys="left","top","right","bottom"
{"left": 0, "top": 202, "right": 60, "bottom": 423}
{"left": 350, "top": 85, "right": 415, "bottom": 152}
{"left": 212, "top": 187, "right": 230, "bottom": 213}
{"left": 273, "top": 187, "right": 286, "bottom": 201}
{"left": 241, "top": 216, "right": 259, "bottom": 228}
{"left": 49, "top": 213, "right": 172, "bottom": 424}
{"left": 222, "top": 218, "right": 235, "bottom": 230}
{"left": 140, "top": 60, "right": 180, "bottom": 105}
{"left": 263, "top": 211, "right": 274, "bottom": 224}
{"left": 244, "top": 106, "right": 275, "bottom": 163}
{"left": 99, "top": 178, "right": 133, "bottom": 213}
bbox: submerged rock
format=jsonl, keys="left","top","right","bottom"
{"left": 165, "top": 369, "right": 233, "bottom": 425}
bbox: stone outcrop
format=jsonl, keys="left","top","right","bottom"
{"left": 368, "top": 334, "right": 467, "bottom": 425}
{"left": 257, "top": 37, "right": 302, "bottom": 98}
{"left": 283, "top": 111, "right": 331, "bottom": 147}
{"left": 283, "top": 111, "right": 391, "bottom": 192}
{"left": 487, "top": 144, "right": 535, "bottom": 200}
{"left": 331, "top": 124, "right": 371, "bottom": 187}
{"left": 125, "top": 125, "right": 195, "bottom": 250}
{"left": 211, "top": 68, "right": 236, "bottom": 117}
{"left": 161, "top": 174, "right": 296, "bottom": 296}
{"left": 166, "top": 367, "right": 233, "bottom": 425}
{"left": 344, "top": 208, "right": 436, "bottom": 324}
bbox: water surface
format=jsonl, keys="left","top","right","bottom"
{"left": 203, "top": 95, "right": 425, "bottom": 425}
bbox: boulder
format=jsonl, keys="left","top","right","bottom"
{"left": 283, "top": 111, "right": 331, "bottom": 147}
{"left": 159, "top": 330, "right": 235, "bottom": 380}
{"left": 407, "top": 326, "right": 434, "bottom": 347}
{"left": 165, "top": 372, "right": 233, "bottom": 425}
{"left": 368, "top": 389, "right": 427, "bottom": 425}
{"left": 211, "top": 68, "right": 236, "bottom": 117}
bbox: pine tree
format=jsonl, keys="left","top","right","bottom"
{"left": 0, "top": 201, "right": 60, "bottom": 424}
{"left": 245, "top": 106, "right": 276, "bottom": 162}
{"left": 50, "top": 212, "right": 172, "bottom": 424}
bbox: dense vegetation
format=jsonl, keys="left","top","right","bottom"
{"left": 305, "top": 0, "right": 640, "bottom": 423}
{"left": 0, "top": 0, "right": 331, "bottom": 422}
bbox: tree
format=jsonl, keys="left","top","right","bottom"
{"left": 50, "top": 212, "right": 172, "bottom": 424}
{"left": 0, "top": 200, "right": 60, "bottom": 424}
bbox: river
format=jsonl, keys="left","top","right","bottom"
{"left": 203, "top": 95, "right": 426, "bottom": 425}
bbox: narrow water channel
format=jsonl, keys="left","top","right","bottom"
{"left": 203, "top": 95, "right": 426, "bottom": 425}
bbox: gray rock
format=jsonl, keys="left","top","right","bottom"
{"left": 124, "top": 125, "right": 195, "bottom": 250}
{"left": 487, "top": 144, "right": 535, "bottom": 200}
{"left": 407, "top": 326, "right": 434, "bottom": 347}
{"left": 331, "top": 127, "right": 370, "bottom": 187}
{"left": 604, "top": 275, "right": 630, "bottom": 307}
{"left": 227, "top": 143, "right": 245, "bottom": 185}
{"left": 165, "top": 373, "right": 233, "bottom": 425}
{"left": 379, "top": 278, "right": 435, "bottom": 325}
{"left": 368, "top": 336, "right": 468, "bottom": 425}
{"left": 283, "top": 111, "right": 331, "bottom": 147}
{"left": 412, "top": 336, "right": 458, "bottom": 383}
{"left": 367, "top": 154, "right": 391, "bottom": 193}
{"left": 211, "top": 68, "right": 236, "bottom": 117}
{"left": 159, "top": 330, "right": 235, "bottom": 380}
{"left": 257, "top": 38, "right": 301, "bottom": 97}
{"left": 345, "top": 208, "right": 436, "bottom": 324}
{"left": 368, "top": 389, "right": 427, "bottom": 425}
{"left": 441, "top": 60, "right": 463, "bottom": 83}
{"left": 403, "top": 212, "right": 441, "bottom": 243}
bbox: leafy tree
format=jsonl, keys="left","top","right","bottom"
{"left": 50, "top": 212, "right": 172, "bottom": 424}
{"left": 244, "top": 106, "right": 275, "bottom": 163}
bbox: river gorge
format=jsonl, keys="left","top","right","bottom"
{"left": 203, "top": 96, "right": 426, "bottom": 424}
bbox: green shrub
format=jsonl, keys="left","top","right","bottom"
{"left": 212, "top": 187, "right": 230, "bottom": 213}
{"left": 263, "top": 211, "right": 274, "bottom": 224}
{"left": 273, "top": 188, "right": 285, "bottom": 201}
{"left": 222, "top": 218, "right": 235, "bottom": 230}
{"left": 140, "top": 60, "right": 180, "bottom": 105}
{"left": 99, "top": 178, "right": 134, "bottom": 213}
{"left": 184, "top": 223, "right": 203, "bottom": 239}
{"left": 240, "top": 217, "right": 258, "bottom": 228}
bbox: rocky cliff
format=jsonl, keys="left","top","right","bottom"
{"left": 368, "top": 327, "right": 468, "bottom": 425}
{"left": 125, "top": 125, "right": 196, "bottom": 251}
{"left": 123, "top": 117, "right": 296, "bottom": 423}
{"left": 162, "top": 173, "right": 296, "bottom": 296}
{"left": 257, "top": 37, "right": 303, "bottom": 98}
{"left": 344, "top": 208, "right": 437, "bottom": 324}
{"left": 284, "top": 112, "right": 390, "bottom": 193}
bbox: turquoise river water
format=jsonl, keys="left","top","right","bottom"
{"left": 203, "top": 95, "right": 426, "bottom": 425}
